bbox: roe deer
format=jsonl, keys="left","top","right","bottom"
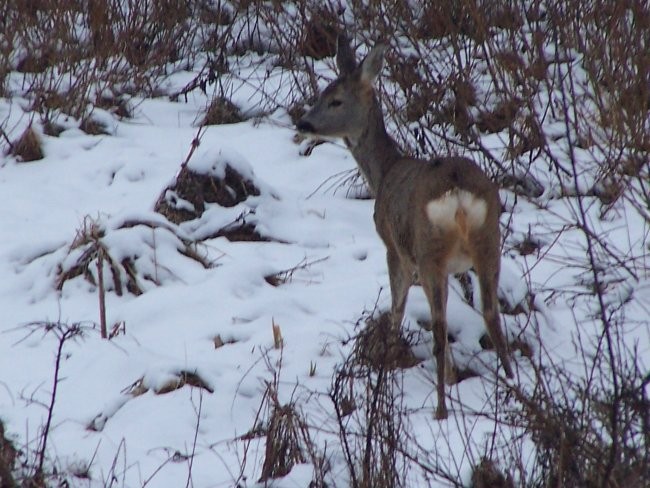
{"left": 297, "top": 36, "right": 514, "bottom": 419}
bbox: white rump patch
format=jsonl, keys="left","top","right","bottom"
{"left": 425, "top": 189, "right": 487, "bottom": 230}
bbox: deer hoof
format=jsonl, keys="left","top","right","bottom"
{"left": 501, "top": 357, "right": 515, "bottom": 379}
{"left": 435, "top": 404, "right": 449, "bottom": 420}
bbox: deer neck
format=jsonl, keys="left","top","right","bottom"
{"left": 344, "top": 99, "right": 402, "bottom": 196}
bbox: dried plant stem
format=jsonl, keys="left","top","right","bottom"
{"left": 97, "top": 247, "right": 107, "bottom": 339}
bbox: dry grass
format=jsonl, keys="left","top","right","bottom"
{"left": 10, "top": 127, "right": 44, "bottom": 162}
{"left": 154, "top": 164, "right": 261, "bottom": 224}
{"left": 353, "top": 312, "right": 421, "bottom": 371}
{"left": 200, "top": 97, "right": 244, "bottom": 126}
{"left": 55, "top": 216, "right": 212, "bottom": 299}
{"left": 470, "top": 458, "right": 514, "bottom": 488}
{"left": 95, "top": 94, "right": 132, "bottom": 119}
{"left": 259, "top": 402, "right": 307, "bottom": 481}
{"left": 154, "top": 159, "right": 271, "bottom": 242}
{"left": 79, "top": 117, "right": 110, "bottom": 136}
{"left": 237, "top": 353, "right": 327, "bottom": 486}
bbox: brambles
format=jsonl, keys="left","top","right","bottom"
{"left": 330, "top": 314, "right": 412, "bottom": 488}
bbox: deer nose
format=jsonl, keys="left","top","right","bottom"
{"left": 296, "top": 119, "right": 315, "bottom": 133}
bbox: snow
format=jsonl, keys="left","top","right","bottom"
{"left": 0, "top": 61, "right": 648, "bottom": 488}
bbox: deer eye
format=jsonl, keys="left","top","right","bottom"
{"left": 329, "top": 99, "right": 343, "bottom": 108}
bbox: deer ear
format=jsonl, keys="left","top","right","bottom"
{"left": 336, "top": 34, "right": 357, "bottom": 75}
{"left": 360, "top": 44, "right": 387, "bottom": 83}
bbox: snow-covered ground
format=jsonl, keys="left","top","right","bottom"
{"left": 0, "top": 53, "right": 648, "bottom": 487}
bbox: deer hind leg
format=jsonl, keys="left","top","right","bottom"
{"left": 474, "top": 254, "right": 514, "bottom": 379}
{"left": 386, "top": 247, "right": 413, "bottom": 331}
{"left": 420, "top": 261, "right": 455, "bottom": 420}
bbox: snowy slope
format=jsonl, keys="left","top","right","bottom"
{"left": 0, "top": 58, "right": 647, "bottom": 487}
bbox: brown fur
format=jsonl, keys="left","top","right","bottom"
{"left": 298, "top": 37, "right": 514, "bottom": 419}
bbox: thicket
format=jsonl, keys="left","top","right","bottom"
{"left": 1, "top": 0, "right": 648, "bottom": 486}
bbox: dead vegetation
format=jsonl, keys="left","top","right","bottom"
{"left": 79, "top": 116, "right": 110, "bottom": 136}
{"left": 200, "top": 97, "right": 245, "bottom": 126}
{"left": 205, "top": 214, "right": 270, "bottom": 242}
{"left": 352, "top": 312, "right": 421, "bottom": 371}
{"left": 0, "top": 420, "right": 17, "bottom": 488}
{"left": 493, "top": 347, "right": 650, "bottom": 487}
{"left": 213, "top": 334, "right": 238, "bottom": 349}
{"left": 153, "top": 155, "right": 272, "bottom": 242}
{"left": 237, "top": 353, "right": 328, "bottom": 486}
{"left": 94, "top": 94, "right": 132, "bottom": 119}
{"left": 85, "top": 369, "right": 213, "bottom": 434}
{"left": 259, "top": 401, "right": 308, "bottom": 481}
{"left": 263, "top": 257, "right": 328, "bottom": 287}
{"left": 154, "top": 163, "right": 260, "bottom": 223}
{"left": 470, "top": 458, "right": 514, "bottom": 488}
{"left": 330, "top": 312, "right": 412, "bottom": 488}
{"left": 125, "top": 371, "right": 214, "bottom": 397}
{"left": 1, "top": 0, "right": 201, "bottom": 119}
{"left": 9, "top": 126, "right": 44, "bottom": 162}
{"left": 54, "top": 216, "right": 212, "bottom": 297}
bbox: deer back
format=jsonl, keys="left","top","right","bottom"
{"left": 374, "top": 155, "right": 501, "bottom": 271}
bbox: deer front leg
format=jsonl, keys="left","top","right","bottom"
{"left": 386, "top": 247, "right": 412, "bottom": 332}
